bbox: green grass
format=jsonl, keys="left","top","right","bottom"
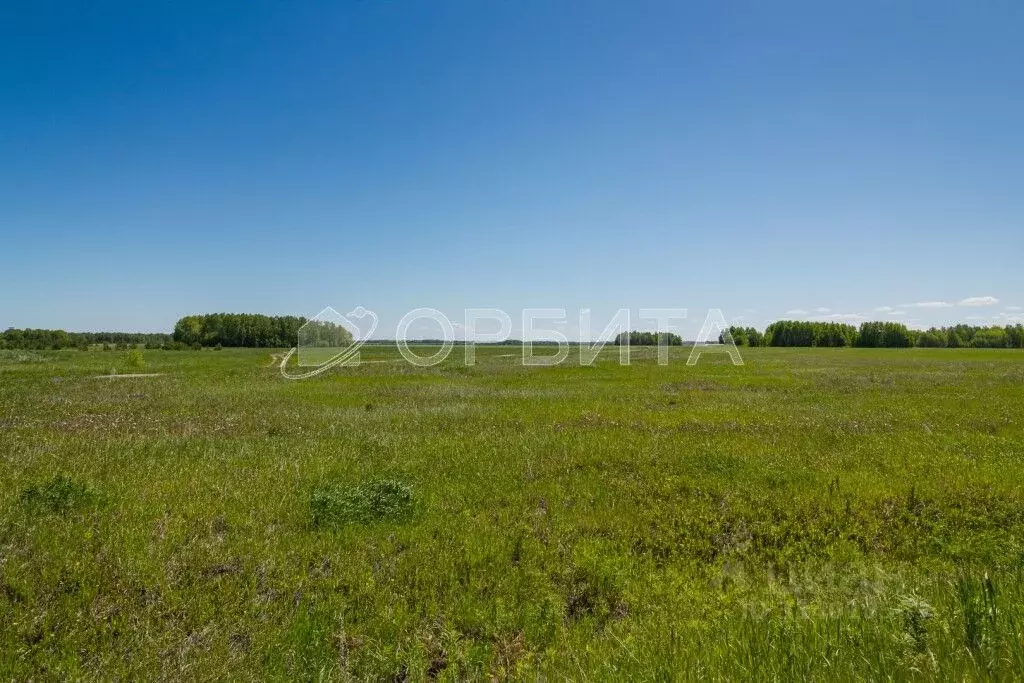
{"left": 1, "top": 346, "right": 1023, "bottom": 679}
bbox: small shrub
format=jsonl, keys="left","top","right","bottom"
{"left": 310, "top": 479, "right": 414, "bottom": 528}
{"left": 20, "top": 475, "right": 100, "bottom": 514}
{"left": 125, "top": 347, "right": 145, "bottom": 370}
{"left": 897, "top": 595, "right": 933, "bottom": 654}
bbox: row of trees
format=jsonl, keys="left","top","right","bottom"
{"left": 172, "top": 314, "right": 307, "bottom": 348}
{"left": 915, "top": 324, "right": 1024, "bottom": 349}
{"left": 721, "top": 321, "right": 1024, "bottom": 349}
{"left": 724, "top": 321, "right": 860, "bottom": 347}
{"left": 0, "top": 328, "right": 171, "bottom": 350}
{"left": 850, "top": 322, "right": 915, "bottom": 348}
{"left": 4, "top": 314, "right": 310, "bottom": 350}
{"left": 298, "top": 320, "right": 354, "bottom": 348}
{"left": 9, "top": 318, "right": 1022, "bottom": 351}
{"left": 720, "top": 327, "right": 766, "bottom": 347}
{"left": 613, "top": 331, "right": 684, "bottom": 346}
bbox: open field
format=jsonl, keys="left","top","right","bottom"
{"left": 2, "top": 346, "right": 1024, "bottom": 679}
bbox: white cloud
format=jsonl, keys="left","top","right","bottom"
{"left": 966, "top": 316, "right": 987, "bottom": 321}
{"left": 814, "top": 307, "right": 831, "bottom": 314}
{"left": 902, "top": 301, "right": 954, "bottom": 309}
{"left": 994, "top": 312, "right": 1024, "bottom": 324}
{"left": 874, "top": 306, "right": 894, "bottom": 313}
{"left": 784, "top": 309, "right": 809, "bottom": 316}
{"left": 959, "top": 296, "right": 999, "bottom": 307}
{"left": 887, "top": 310, "right": 907, "bottom": 316}
{"left": 812, "top": 312, "right": 867, "bottom": 322}
{"left": 1005, "top": 306, "right": 1021, "bottom": 312}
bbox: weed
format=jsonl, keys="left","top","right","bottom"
{"left": 20, "top": 475, "right": 100, "bottom": 514}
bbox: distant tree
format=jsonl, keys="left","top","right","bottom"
{"left": 857, "top": 321, "right": 913, "bottom": 348}
{"left": 719, "top": 327, "right": 744, "bottom": 345}
{"left": 720, "top": 326, "right": 765, "bottom": 347}
{"left": 172, "top": 313, "right": 308, "bottom": 348}
{"left": 614, "top": 331, "right": 682, "bottom": 346}
{"left": 0, "top": 328, "right": 171, "bottom": 350}
{"left": 972, "top": 327, "right": 1008, "bottom": 348}
{"left": 916, "top": 329, "right": 946, "bottom": 347}
{"left": 299, "top": 320, "right": 354, "bottom": 348}
{"left": 1007, "top": 324, "right": 1024, "bottom": 349}
{"left": 763, "top": 321, "right": 855, "bottom": 347}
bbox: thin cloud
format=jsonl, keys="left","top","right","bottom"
{"left": 902, "top": 301, "right": 954, "bottom": 309}
{"left": 887, "top": 310, "right": 907, "bottom": 316}
{"left": 994, "top": 312, "right": 1024, "bottom": 324}
{"left": 814, "top": 307, "right": 831, "bottom": 314}
{"left": 1007, "top": 306, "right": 1023, "bottom": 312}
{"left": 784, "top": 309, "right": 809, "bottom": 316}
{"left": 812, "top": 313, "right": 867, "bottom": 322}
{"left": 959, "top": 296, "right": 999, "bottom": 307}
{"left": 874, "top": 306, "right": 894, "bottom": 313}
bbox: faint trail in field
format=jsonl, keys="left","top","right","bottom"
{"left": 278, "top": 348, "right": 398, "bottom": 379}
{"left": 93, "top": 373, "right": 165, "bottom": 378}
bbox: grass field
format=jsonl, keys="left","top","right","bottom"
{"left": 2, "top": 346, "right": 1023, "bottom": 679}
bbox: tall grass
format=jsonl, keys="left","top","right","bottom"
{"left": 1, "top": 346, "right": 1023, "bottom": 678}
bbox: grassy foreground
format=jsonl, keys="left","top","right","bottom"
{"left": 1, "top": 346, "right": 1023, "bottom": 680}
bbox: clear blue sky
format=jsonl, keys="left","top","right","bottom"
{"left": 2, "top": 1, "right": 1022, "bottom": 337}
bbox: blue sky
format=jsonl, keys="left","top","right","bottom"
{"left": 2, "top": 1, "right": 1022, "bottom": 338}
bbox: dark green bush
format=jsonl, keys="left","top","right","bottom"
{"left": 310, "top": 479, "right": 414, "bottom": 528}
{"left": 20, "top": 475, "right": 100, "bottom": 514}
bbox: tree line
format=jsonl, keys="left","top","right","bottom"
{"left": 2, "top": 314, "right": 308, "bottom": 350}
{"left": 0, "top": 328, "right": 172, "bottom": 350}
{"left": 8, "top": 317, "right": 1022, "bottom": 351}
{"left": 721, "top": 321, "right": 1024, "bottom": 349}
{"left": 173, "top": 314, "right": 307, "bottom": 348}
{"left": 298, "top": 320, "right": 354, "bottom": 347}
{"left": 613, "top": 331, "right": 684, "bottom": 346}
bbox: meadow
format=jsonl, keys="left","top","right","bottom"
{"left": 1, "top": 345, "right": 1023, "bottom": 680}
